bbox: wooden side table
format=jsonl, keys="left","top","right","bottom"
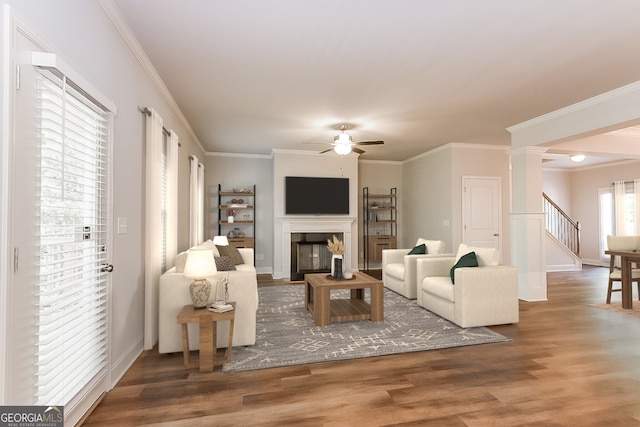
{"left": 176, "top": 302, "right": 235, "bottom": 372}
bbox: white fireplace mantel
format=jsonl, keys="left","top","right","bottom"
{"left": 274, "top": 216, "right": 356, "bottom": 279}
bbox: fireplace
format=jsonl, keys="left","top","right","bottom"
{"left": 290, "top": 232, "right": 343, "bottom": 281}
{"left": 275, "top": 216, "right": 356, "bottom": 280}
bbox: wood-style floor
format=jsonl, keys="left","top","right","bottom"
{"left": 81, "top": 267, "right": 640, "bottom": 426}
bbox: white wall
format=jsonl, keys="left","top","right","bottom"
{"left": 401, "top": 143, "right": 512, "bottom": 263}
{"left": 403, "top": 146, "right": 453, "bottom": 250}
{"left": 0, "top": 0, "right": 204, "bottom": 404}
{"left": 568, "top": 160, "right": 640, "bottom": 264}
{"left": 542, "top": 169, "right": 573, "bottom": 216}
{"left": 272, "top": 150, "right": 359, "bottom": 278}
{"left": 203, "top": 154, "right": 273, "bottom": 273}
{"left": 358, "top": 160, "right": 403, "bottom": 265}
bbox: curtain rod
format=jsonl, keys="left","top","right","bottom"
{"left": 139, "top": 107, "right": 177, "bottom": 141}
{"left": 612, "top": 180, "right": 638, "bottom": 185}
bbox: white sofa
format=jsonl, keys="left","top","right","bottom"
{"left": 158, "top": 241, "right": 258, "bottom": 354}
{"left": 382, "top": 239, "right": 448, "bottom": 299}
{"left": 416, "top": 244, "right": 519, "bottom": 328}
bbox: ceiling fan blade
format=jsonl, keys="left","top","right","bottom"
{"left": 352, "top": 147, "right": 366, "bottom": 154}
{"left": 319, "top": 148, "right": 333, "bottom": 154}
{"left": 355, "top": 140, "right": 384, "bottom": 145}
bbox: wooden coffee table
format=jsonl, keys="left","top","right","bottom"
{"left": 304, "top": 272, "right": 384, "bottom": 326}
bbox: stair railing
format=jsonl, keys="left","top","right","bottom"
{"left": 542, "top": 192, "right": 580, "bottom": 256}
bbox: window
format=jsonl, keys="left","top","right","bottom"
{"left": 599, "top": 188, "right": 614, "bottom": 260}
{"left": 600, "top": 180, "right": 640, "bottom": 260}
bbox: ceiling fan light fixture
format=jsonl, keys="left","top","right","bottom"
{"left": 333, "top": 143, "right": 351, "bottom": 155}
{"left": 570, "top": 154, "right": 586, "bottom": 162}
{"left": 334, "top": 133, "right": 352, "bottom": 144}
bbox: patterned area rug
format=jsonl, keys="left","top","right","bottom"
{"left": 222, "top": 284, "right": 510, "bottom": 373}
{"left": 589, "top": 301, "right": 640, "bottom": 319}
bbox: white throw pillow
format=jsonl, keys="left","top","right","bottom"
{"left": 200, "top": 239, "right": 221, "bottom": 257}
{"left": 174, "top": 251, "right": 189, "bottom": 273}
{"left": 415, "top": 238, "right": 445, "bottom": 254}
{"left": 456, "top": 243, "right": 499, "bottom": 266}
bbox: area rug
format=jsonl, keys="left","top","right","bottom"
{"left": 222, "top": 285, "right": 510, "bottom": 373}
{"left": 589, "top": 301, "right": 640, "bottom": 319}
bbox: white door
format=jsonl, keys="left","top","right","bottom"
{"left": 463, "top": 176, "right": 501, "bottom": 251}
{"left": 7, "top": 29, "right": 113, "bottom": 413}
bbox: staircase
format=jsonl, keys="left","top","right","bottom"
{"left": 543, "top": 193, "right": 582, "bottom": 271}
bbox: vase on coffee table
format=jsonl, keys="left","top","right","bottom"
{"left": 331, "top": 255, "right": 344, "bottom": 280}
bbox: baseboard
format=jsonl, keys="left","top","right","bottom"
{"left": 256, "top": 266, "right": 273, "bottom": 275}
{"left": 110, "top": 337, "right": 143, "bottom": 388}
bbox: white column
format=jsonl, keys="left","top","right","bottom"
{"left": 510, "top": 146, "right": 548, "bottom": 301}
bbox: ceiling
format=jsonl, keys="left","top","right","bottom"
{"left": 109, "top": 0, "right": 640, "bottom": 163}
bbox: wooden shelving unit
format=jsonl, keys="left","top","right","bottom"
{"left": 363, "top": 187, "right": 397, "bottom": 269}
{"left": 218, "top": 184, "right": 256, "bottom": 251}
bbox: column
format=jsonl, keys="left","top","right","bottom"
{"left": 510, "top": 146, "right": 548, "bottom": 301}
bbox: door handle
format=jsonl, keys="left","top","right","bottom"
{"left": 493, "top": 233, "right": 500, "bottom": 237}
{"left": 101, "top": 264, "right": 114, "bottom": 273}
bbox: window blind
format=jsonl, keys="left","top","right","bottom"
{"left": 35, "top": 69, "right": 110, "bottom": 405}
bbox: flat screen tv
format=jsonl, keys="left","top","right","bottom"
{"left": 285, "top": 176, "right": 350, "bottom": 215}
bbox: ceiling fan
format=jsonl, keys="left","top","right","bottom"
{"left": 306, "top": 123, "right": 384, "bottom": 155}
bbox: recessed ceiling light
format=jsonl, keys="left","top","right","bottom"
{"left": 570, "top": 154, "right": 585, "bottom": 162}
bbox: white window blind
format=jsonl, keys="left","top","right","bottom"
{"left": 35, "top": 69, "right": 110, "bottom": 405}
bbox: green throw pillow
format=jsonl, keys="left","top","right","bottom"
{"left": 450, "top": 251, "right": 478, "bottom": 284}
{"left": 407, "top": 243, "right": 427, "bottom": 255}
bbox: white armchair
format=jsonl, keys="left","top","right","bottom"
{"left": 382, "top": 239, "right": 448, "bottom": 299}
{"left": 416, "top": 244, "right": 519, "bottom": 328}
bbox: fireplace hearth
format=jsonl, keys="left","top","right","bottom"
{"left": 290, "top": 232, "right": 343, "bottom": 281}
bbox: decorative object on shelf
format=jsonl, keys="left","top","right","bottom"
{"left": 233, "top": 187, "right": 252, "bottom": 193}
{"left": 227, "top": 230, "right": 235, "bottom": 238}
{"left": 183, "top": 248, "right": 217, "bottom": 309}
{"left": 226, "top": 209, "right": 236, "bottom": 223}
{"left": 327, "top": 235, "right": 345, "bottom": 279}
{"left": 232, "top": 227, "right": 241, "bottom": 238}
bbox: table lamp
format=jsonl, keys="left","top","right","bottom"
{"left": 183, "top": 248, "right": 217, "bottom": 309}
{"left": 213, "top": 235, "right": 229, "bottom": 246}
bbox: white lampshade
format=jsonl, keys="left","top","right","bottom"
{"left": 213, "top": 235, "right": 229, "bottom": 246}
{"left": 183, "top": 248, "right": 217, "bottom": 278}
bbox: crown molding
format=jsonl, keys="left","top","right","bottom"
{"left": 98, "top": 0, "right": 205, "bottom": 153}
{"left": 205, "top": 151, "right": 272, "bottom": 160}
{"left": 507, "top": 80, "right": 640, "bottom": 133}
{"left": 403, "top": 142, "right": 510, "bottom": 164}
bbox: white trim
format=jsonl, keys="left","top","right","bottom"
{"left": 0, "top": 4, "right": 13, "bottom": 404}
{"left": 507, "top": 80, "right": 640, "bottom": 133}
{"left": 403, "top": 142, "right": 510, "bottom": 164}
{"left": 31, "top": 51, "right": 117, "bottom": 114}
{"left": 206, "top": 151, "right": 272, "bottom": 159}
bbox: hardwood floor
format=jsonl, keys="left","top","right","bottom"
{"left": 81, "top": 267, "right": 640, "bottom": 426}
